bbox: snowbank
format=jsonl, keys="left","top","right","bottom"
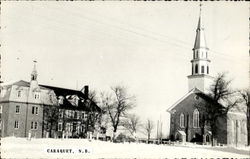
{"left": 1, "top": 137, "right": 249, "bottom": 158}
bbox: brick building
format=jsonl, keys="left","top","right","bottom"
{"left": 167, "top": 9, "right": 248, "bottom": 146}
{"left": 0, "top": 62, "right": 101, "bottom": 138}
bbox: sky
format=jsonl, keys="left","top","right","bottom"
{"left": 1, "top": 2, "right": 249, "bottom": 138}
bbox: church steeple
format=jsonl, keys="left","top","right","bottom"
{"left": 31, "top": 60, "right": 38, "bottom": 81}
{"left": 193, "top": 4, "right": 207, "bottom": 51}
{"left": 191, "top": 3, "right": 210, "bottom": 76}
{"left": 187, "top": 3, "right": 213, "bottom": 93}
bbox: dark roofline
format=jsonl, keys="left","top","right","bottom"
{"left": 40, "top": 84, "right": 101, "bottom": 112}
{"left": 40, "top": 84, "right": 86, "bottom": 98}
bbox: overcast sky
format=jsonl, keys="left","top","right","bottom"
{"left": 1, "top": 2, "right": 249, "bottom": 137}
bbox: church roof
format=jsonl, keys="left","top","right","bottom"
{"left": 167, "top": 87, "right": 202, "bottom": 112}
{"left": 193, "top": 15, "right": 208, "bottom": 50}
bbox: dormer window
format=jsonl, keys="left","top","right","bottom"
{"left": 58, "top": 96, "right": 64, "bottom": 105}
{"left": 71, "top": 95, "right": 79, "bottom": 106}
{"left": 34, "top": 92, "right": 40, "bottom": 99}
{"left": 74, "top": 98, "right": 79, "bottom": 106}
{"left": 17, "top": 90, "right": 21, "bottom": 97}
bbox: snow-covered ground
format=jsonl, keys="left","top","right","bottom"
{"left": 1, "top": 137, "right": 249, "bottom": 158}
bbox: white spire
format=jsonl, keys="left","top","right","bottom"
{"left": 187, "top": 3, "right": 212, "bottom": 93}
{"left": 193, "top": 2, "right": 207, "bottom": 50}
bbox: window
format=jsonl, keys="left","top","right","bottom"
{"left": 34, "top": 92, "right": 40, "bottom": 99}
{"left": 49, "top": 94, "right": 53, "bottom": 101}
{"left": 196, "top": 51, "right": 198, "bottom": 59}
{"left": 195, "top": 64, "right": 198, "bottom": 74}
{"left": 16, "top": 105, "right": 20, "bottom": 114}
{"left": 231, "top": 120, "right": 235, "bottom": 140}
{"left": 180, "top": 113, "right": 185, "bottom": 128}
{"left": 58, "top": 122, "right": 62, "bottom": 131}
{"left": 59, "top": 110, "right": 63, "bottom": 118}
{"left": 193, "top": 109, "right": 199, "bottom": 128}
{"left": 34, "top": 122, "right": 38, "bottom": 129}
{"left": 0, "top": 105, "right": 2, "bottom": 114}
{"left": 84, "top": 114, "right": 88, "bottom": 120}
{"left": 201, "top": 66, "right": 204, "bottom": 74}
{"left": 206, "top": 52, "right": 208, "bottom": 58}
{"left": 35, "top": 107, "right": 39, "bottom": 115}
{"left": 207, "top": 66, "right": 209, "bottom": 74}
{"left": 58, "top": 96, "right": 64, "bottom": 105}
{"left": 194, "top": 95, "right": 199, "bottom": 100}
{"left": 82, "top": 112, "right": 85, "bottom": 119}
{"left": 192, "top": 65, "right": 194, "bottom": 75}
{"left": 14, "top": 121, "right": 19, "bottom": 129}
{"left": 74, "top": 111, "right": 78, "bottom": 119}
{"left": 31, "top": 121, "right": 38, "bottom": 130}
{"left": 17, "top": 90, "right": 21, "bottom": 97}
{"left": 32, "top": 106, "right": 35, "bottom": 114}
{"left": 32, "top": 106, "right": 39, "bottom": 115}
{"left": 237, "top": 120, "right": 241, "bottom": 142}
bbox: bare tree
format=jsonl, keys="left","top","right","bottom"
{"left": 84, "top": 89, "right": 102, "bottom": 135}
{"left": 101, "top": 85, "right": 136, "bottom": 141}
{"left": 122, "top": 114, "right": 141, "bottom": 138}
{"left": 240, "top": 89, "right": 250, "bottom": 145}
{"left": 197, "top": 73, "right": 240, "bottom": 146}
{"left": 143, "top": 119, "right": 155, "bottom": 143}
{"left": 43, "top": 106, "right": 59, "bottom": 138}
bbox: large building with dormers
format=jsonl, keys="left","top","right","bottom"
{"left": 0, "top": 63, "right": 101, "bottom": 138}
{"left": 167, "top": 9, "right": 248, "bottom": 146}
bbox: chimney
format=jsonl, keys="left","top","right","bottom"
{"left": 84, "top": 85, "right": 89, "bottom": 99}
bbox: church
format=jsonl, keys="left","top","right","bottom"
{"left": 0, "top": 62, "right": 101, "bottom": 138}
{"left": 167, "top": 7, "right": 248, "bottom": 146}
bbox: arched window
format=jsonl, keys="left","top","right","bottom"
{"left": 231, "top": 120, "right": 235, "bottom": 143}
{"left": 195, "top": 64, "right": 198, "bottom": 74}
{"left": 201, "top": 66, "right": 204, "bottom": 74}
{"left": 237, "top": 120, "right": 241, "bottom": 142}
{"left": 180, "top": 113, "right": 185, "bottom": 128}
{"left": 207, "top": 66, "right": 209, "bottom": 74}
{"left": 193, "top": 109, "right": 199, "bottom": 128}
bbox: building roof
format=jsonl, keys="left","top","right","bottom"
{"left": 1, "top": 80, "right": 101, "bottom": 112}
{"left": 40, "top": 84, "right": 101, "bottom": 112}
{"left": 167, "top": 87, "right": 202, "bottom": 112}
{"left": 2, "top": 80, "right": 49, "bottom": 90}
{"left": 177, "top": 130, "right": 186, "bottom": 136}
{"left": 40, "top": 84, "right": 86, "bottom": 99}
